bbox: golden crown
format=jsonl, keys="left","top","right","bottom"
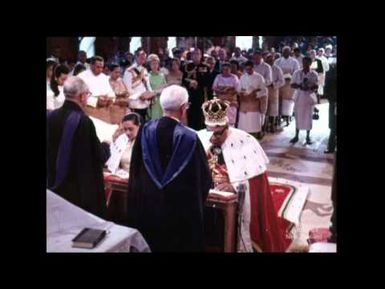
{"left": 201, "top": 97, "right": 230, "bottom": 126}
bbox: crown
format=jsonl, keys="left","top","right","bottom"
{"left": 201, "top": 97, "right": 230, "bottom": 126}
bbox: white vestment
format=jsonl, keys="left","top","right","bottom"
{"left": 274, "top": 57, "right": 300, "bottom": 116}
{"left": 267, "top": 64, "right": 285, "bottom": 117}
{"left": 197, "top": 128, "right": 269, "bottom": 252}
{"left": 238, "top": 72, "right": 267, "bottom": 133}
{"left": 47, "top": 85, "right": 65, "bottom": 110}
{"left": 78, "top": 70, "right": 115, "bottom": 107}
{"left": 122, "top": 63, "right": 152, "bottom": 109}
{"left": 291, "top": 69, "right": 319, "bottom": 130}
{"left": 254, "top": 61, "right": 273, "bottom": 86}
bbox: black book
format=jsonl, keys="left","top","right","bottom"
{"left": 72, "top": 228, "right": 107, "bottom": 249}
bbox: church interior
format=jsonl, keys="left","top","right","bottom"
{"left": 46, "top": 36, "right": 337, "bottom": 253}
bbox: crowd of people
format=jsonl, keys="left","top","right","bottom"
{"left": 46, "top": 38, "right": 337, "bottom": 252}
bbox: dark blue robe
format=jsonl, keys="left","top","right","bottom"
{"left": 126, "top": 117, "right": 212, "bottom": 252}
{"left": 47, "top": 101, "right": 110, "bottom": 218}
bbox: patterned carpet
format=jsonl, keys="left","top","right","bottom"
{"left": 260, "top": 100, "right": 336, "bottom": 252}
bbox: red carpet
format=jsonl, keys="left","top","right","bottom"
{"left": 270, "top": 182, "right": 297, "bottom": 244}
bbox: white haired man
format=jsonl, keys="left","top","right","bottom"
{"left": 197, "top": 97, "right": 289, "bottom": 252}
{"left": 47, "top": 76, "right": 111, "bottom": 218}
{"left": 126, "top": 85, "right": 212, "bottom": 252}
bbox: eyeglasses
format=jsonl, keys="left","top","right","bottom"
{"left": 85, "top": 91, "right": 92, "bottom": 97}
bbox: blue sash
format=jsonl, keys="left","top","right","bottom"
{"left": 141, "top": 119, "right": 197, "bottom": 189}
{"left": 47, "top": 110, "right": 82, "bottom": 190}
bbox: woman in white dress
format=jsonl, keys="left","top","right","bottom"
{"left": 46, "top": 59, "right": 56, "bottom": 91}
{"left": 46, "top": 64, "right": 69, "bottom": 111}
{"left": 290, "top": 57, "right": 319, "bottom": 145}
{"left": 106, "top": 112, "right": 143, "bottom": 178}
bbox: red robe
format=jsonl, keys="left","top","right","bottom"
{"left": 248, "top": 172, "right": 290, "bottom": 252}
{"left": 198, "top": 127, "right": 290, "bottom": 252}
{"left": 207, "top": 143, "right": 289, "bottom": 252}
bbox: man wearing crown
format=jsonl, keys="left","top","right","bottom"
{"left": 197, "top": 97, "right": 290, "bottom": 252}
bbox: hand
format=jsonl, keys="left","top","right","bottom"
{"left": 106, "top": 97, "right": 114, "bottom": 106}
{"left": 114, "top": 98, "right": 128, "bottom": 107}
{"left": 140, "top": 91, "right": 155, "bottom": 100}
{"left": 116, "top": 91, "right": 129, "bottom": 98}
{"left": 97, "top": 95, "right": 109, "bottom": 107}
{"left": 215, "top": 182, "right": 235, "bottom": 193}
{"left": 112, "top": 126, "right": 124, "bottom": 142}
{"left": 145, "top": 92, "right": 156, "bottom": 100}
{"left": 291, "top": 83, "right": 301, "bottom": 89}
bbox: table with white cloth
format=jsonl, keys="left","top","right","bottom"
{"left": 46, "top": 189, "right": 150, "bottom": 253}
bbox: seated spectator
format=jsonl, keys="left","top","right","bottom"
{"left": 47, "top": 64, "right": 70, "bottom": 111}
{"left": 107, "top": 112, "right": 144, "bottom": 178}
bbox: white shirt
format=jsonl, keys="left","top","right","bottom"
{"left": 69, "top": 61, "right": 90, "bottom": 76}
{"left": 318, "top": 55, "right": 330, "bottom": 73}
{"left": 76, "top": 61, "right": 90, "bottom": 70}
{"left": 106, "top": 133, "right": 133, "bottom": 175}
{"left": 326, "top": 54, "right": 337, "bottom": 66}
{"left": 47, "top": 87, "right": 54, "bottom": 110}
{"left": 254, "top": 61, "right": 272, "bottom": 86}
{"left": 122, "top": 63, "right": 152, "bottom": 109}
{"left": 78, "top": 69, "right": 115, "bottom": 107}
{"left": 274, "top": 56, "right": 300, "bottom": 78}
{"left": 291, "top": 69, "right": 319, "bottom": 99}
{"left": 160, "top": 67, "right": 169, "bottom": 75}
{"left": 47, "top": 85, "right": 65, "bottom": 110}
{"left": 271, "top": 64, "right": 285, "bottom": 89}
{"left": 238, "top": 72, "right": 267, "bottom": 98}
{"left": 294, "top": 55, "right": 304, "bottom": 69}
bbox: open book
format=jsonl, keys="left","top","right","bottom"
{"left": 208, "top": 189, "right": 237, "bottom": 200}
{"left": 104, "top": 169, "right": 129, "bottom": 180}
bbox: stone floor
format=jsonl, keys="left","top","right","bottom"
{"left": 259, "top": 99, "right": 336, "bottom": 252}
